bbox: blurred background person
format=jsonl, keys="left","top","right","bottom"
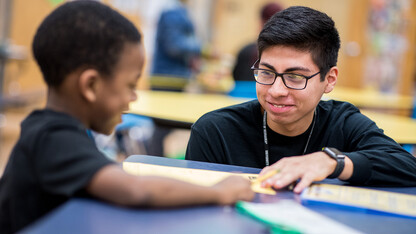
{"left": 149, "top": 0, "right": 202, "bottom": 92}
{"left": 147, "top": 0, "right": 203, "bottom": 157}
{"left": 232, "top": 2, "right": 284, "bottom": 82}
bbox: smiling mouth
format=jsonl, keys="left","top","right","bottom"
{"left": 273, "top": 104, "right": 289, "bottom": 108}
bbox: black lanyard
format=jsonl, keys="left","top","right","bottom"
{"left": 262, "top": 111, "right": 316, "bottom": 166}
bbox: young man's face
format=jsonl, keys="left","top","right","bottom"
{"left": 256, "top": 45, "right": 334, "bottom": 135}
{"left": 91, "top": 42, "right": 145, "bottom": 135}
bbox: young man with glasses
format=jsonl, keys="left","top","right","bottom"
{"left": 186, "top": 6, "right": 416, "bottom": 193}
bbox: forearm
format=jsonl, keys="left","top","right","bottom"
{"left": 345, "top": 149, "right": 416, "bottom": 185}
{"left": 87, "top": 165, "right": 221, "bottom": 207}
{"left": 88, "top": 165, "right": 255, "bottom": 208}
{"left": 341, "top": 114, "right": 416, "bottom": 185}
{"left": 131, "top": 176, "right": 221, "bottom": 207}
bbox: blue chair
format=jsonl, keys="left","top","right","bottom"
{"left": 228, "top": 81, "right": 257, "bottom": 99}
{"left": 88, "top": 114, "right": 155, "bottom": 161}
{"left": 115, "top": 114, "right": 154, "bottom": 156}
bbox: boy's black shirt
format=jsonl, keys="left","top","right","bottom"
{"left": 0, "top": 109, "right": 114, "bottom": 233}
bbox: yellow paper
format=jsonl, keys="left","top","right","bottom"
{"left": 123, "top": 162, "right": 276, "bottom": 195}
{"left": 302, "top": 184, "right": 416, "bottom": 218}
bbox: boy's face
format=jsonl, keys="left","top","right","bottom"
{"left": 90, "top": 42, "right": 145, "bottom": 135}
{"left": 256, "top": 45, "right": 335, "bottom": 135}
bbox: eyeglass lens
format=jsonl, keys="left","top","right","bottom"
{"left": 253, "top": 69, "right": 307, "bottom": 89}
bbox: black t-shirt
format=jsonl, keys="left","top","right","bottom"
{"left": 186, "top": 100, "right": 416, "bottom": 186}
{"left": 0, "top": 109, "right": 114, "bottom": 233}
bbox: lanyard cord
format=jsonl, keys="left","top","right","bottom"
{"left": 262, "top": 110, "right": 316, "bottom": 166}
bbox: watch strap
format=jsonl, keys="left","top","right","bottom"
{"left": 328, "top": 156, "right": 345, "bottom": 178}
{"left": 323, "top": 147, "right": 345, "bottom": 179}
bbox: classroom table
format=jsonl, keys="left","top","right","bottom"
{"left": 130, "top": 90, "right": 250, "bottom": 128}
{"left": 323, "top": 86, "right": 414, "bottom": 115}
{"left": 22, "top": 155, "right": 416, "bottom": 234}
{"left": 129, "top": 90, "right": 416, "bottom": 144}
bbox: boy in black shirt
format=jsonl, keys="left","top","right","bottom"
{"left": 0, "top": 1, "right": 254, "bottom": 233}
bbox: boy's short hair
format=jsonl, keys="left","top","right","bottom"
{"left": 257, "top": 6, "right": 340, "bottom": 80}
{"left": 32, "top": 0, "right": 142, "bottom": 87}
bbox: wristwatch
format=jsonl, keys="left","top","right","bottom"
{"left": 322, "top": 147, "right": 345, "bottom": 178}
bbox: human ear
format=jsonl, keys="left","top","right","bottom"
{"left": 324, "top": 67, "right": 338, "bottom": 93}
{"left": 79, "top": 69, "right": 100, "bottom": 103}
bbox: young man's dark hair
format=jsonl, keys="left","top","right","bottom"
{"left": 258, "top": 6, "right": 340, "bottom": 80}
{"left": 32, "top": 0, "right": 141, "bottom": 87}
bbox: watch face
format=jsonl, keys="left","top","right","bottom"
{"left": 328, "top": 147, "right": 342, "bottom": 155}
{"left": 323, "top": 147, "right": 337, "bottom": 159}
{"left": 328, "top": 147, "right": 345, "bottom": 159}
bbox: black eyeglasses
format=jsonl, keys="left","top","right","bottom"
{"left": 251, "top": 59, "right": 320, "bottom": 90}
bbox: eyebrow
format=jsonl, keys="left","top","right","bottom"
{"left": 259, "top": 62, "right": 312, "bottom": 73}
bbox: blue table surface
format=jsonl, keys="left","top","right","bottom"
{"left": 22, "top": 155, "right": 416, "bottom": 234}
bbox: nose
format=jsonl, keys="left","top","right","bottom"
{"left": 130, "top": 91, "right": 138, "bottom": 102}
{"left": 268, "top": 76, "right": 289, "bottom": 97}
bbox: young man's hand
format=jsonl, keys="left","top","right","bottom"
{"left": 212, "top": 176, "right": 255, "bottom": 205}
{"left": 259, "top": 152, "right": 352, "bottom": 193}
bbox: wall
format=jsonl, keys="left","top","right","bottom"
{"left": 211, "top": 0, "right": 416, "bottom": 95}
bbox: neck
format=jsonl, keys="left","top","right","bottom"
{"left": 46, "top": 88, "right": 89, "bottom": 127}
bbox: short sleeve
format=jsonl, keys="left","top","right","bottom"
{"left": 34, "top": 127, "right": 114, "bottom": 196}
